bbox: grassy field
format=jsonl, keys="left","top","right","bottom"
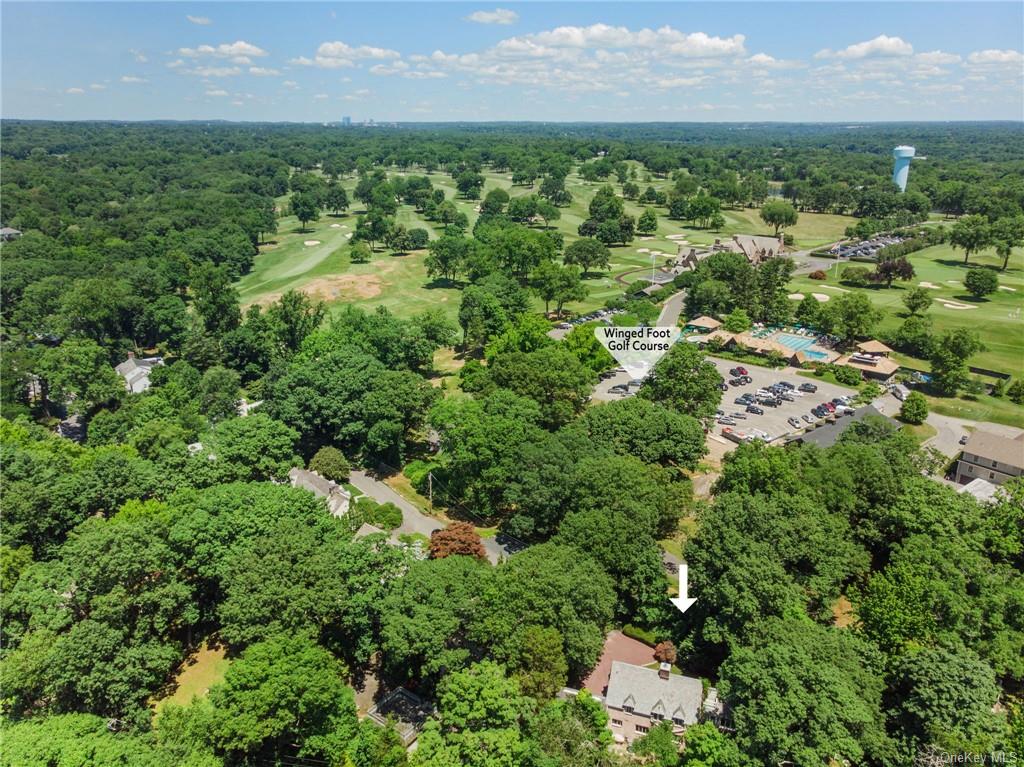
{"left": 789, "top": 244, "right": 1024, "bottom": 376}
{"left": 152, "top": 640, "right": 230, "bottom": 715}
{"left": 235, "top": 168, "right": 855, "bottom": 320}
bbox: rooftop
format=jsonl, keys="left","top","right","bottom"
{"left": 956, "top": 477, "right": 1002, "bottom": 503}
{"left": 687, "top": 315, "right": 722, "bottom": 330}
{"left": 855, "top": 340, "right": 894, "bottom": 355}
{"left": 368, "top": 688, "right": 435, "bottom": 746}
{"left": 790, "top": 405, "right": 898, "bottom": 449}
{"left": 605, "top": 661, "right": 704, "bottom": 725}
{"left": 962, "top": 429, "right": 1024, "bottom": 469}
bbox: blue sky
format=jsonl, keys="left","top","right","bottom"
{"left": 3, "top": 2, "right": 1022, "bottom": 122}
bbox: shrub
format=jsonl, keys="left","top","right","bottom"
{"left": 653, "top": 640, "right": 677, "bottom": 664}
{"left": 899, "top": 391, "right": 929, "bottom": 424}
{"left": 1007, "top": 379, "right": 1024, "bottom": 405}
{"left": 429, "top": 521, "right": 486, "bottom": 560}
{"left": 964, "top": 268, "right": 998, "bottom": 299}
{"left": 308, "top": 446, "right": 350, "bottom": 481}
{"left": 832, "top": 364, "right": 863, "bottom": 386}
{"left": 809, "top": 270, "right": 827, "bottom": 280}
{"left": 371, "top": 501, "right": 403, "bottom": 530}
{"left": 622, "top": 624, "right": 658, "bottom": 646}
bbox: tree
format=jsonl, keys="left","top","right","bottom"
{"left": 929, "top": 328, "right": 985, "bottom": 396}
{"left": 679, "top": 723, "right": 743, "bottom": 767}
{"left": 722, "top": 307, "right": 752, "bottom": 333}
{"left": 719, "top": 617, "right": 891, "bottom": 766}
{"left": 455, "top": 170, "right": 485, "bottom": 199}
{"left": 963, "top": 268, "right": 998, "bottom": 299}
{"left": 902, "top": 286, "right": 933, "bottom": 315}
{"left": 639, "top": 342, "right": 723, "bottom": 421}
{"left": 36, "top": 339, "right": 123, "bottom": 416}
{"left": 874, "top": 256, "right": 915, "bottom": 287}
{"left": 325, "top": 183, "right": 349, "bottom": 214}
{"left": 458, "top": 285, "right": 508, "bottom": 350}
{"left": 191, "top": 261, "right": 241, "bottom": 334}
{"left": 350, "top": 241, "right": 372, "bottom": 263}
{"left": 563, "top": 237, "right": 611, "bottom": 276}
{"left": 507, "top": 625, "right": 568, "bottom": 702}
{"left": 818, "top": 292, "right": 882, "bottom": 342}
{"left": 488, "top": 346, "right": 596, "bottom": 428}
{"left": 630, "top": 721, "right": 679, "bottom": 767}
{"left": 309, "top": 445, "right": 350, "bottom": 481}
{"left": 430, "top": 521, "right": 487, "bottom": 560}
{"left": 991, "top": 215, "right": 1024, "bottom": 270}
{"left": 480, "top": 187, "right": 509, "bottom": 215}
{"left": 291, "top": 191, "right": 321, "bottom": 231}
{"left": 653, "top": 640, "right": 677, "bottom": 665}
{"left": 1008, "top": 379, "right": 1024, "bottom": 405}
{"left": 531, "top": 261, "right": 588, "bottom": 316}
{"left": 759, "top": 199, "right": 798, "bottom": 235}
{"left": 268, "top": 289, "right": 326, "bottom": 351}
{"left": 199, "top": 365, "right": 241, "bottom": 422}
{"left": 899, "top": 391, "right": 929, "bottom": 424}
{"left": 637, "top": 207, "right": 658, "bottom": 235}
{"left": 949, "top": 214, "right": 991, "bottom": 265}
{"left": 205, "top": 633, "right": 358, "bottom": 762}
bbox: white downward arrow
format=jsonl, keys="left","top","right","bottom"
{"left": 669, "top": 564, "right": 698, "bottom": 614}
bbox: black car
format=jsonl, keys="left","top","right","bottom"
{"left": 778, "top": 381, "right": 795, "bottom": 390}
{"left": 742, "top": 375, "right": 753, "bottom": 384}
{"left": 719, "top": 383, "right": 729, "bottom": 392}
{"left": 734, "top": 396, "right": 750, "bottom": 405}
{"left": 729, "top": 367, "right": 743, "bottom": 377}
{"left": 799, "top": 382, "right": 818, "bottom": 393}
{"left": 746, "top": 405, "right": 764, "bottom": 415}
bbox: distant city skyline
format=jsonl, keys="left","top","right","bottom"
{"left": 2, "top": 2, "right": 1022, "bottom": 122}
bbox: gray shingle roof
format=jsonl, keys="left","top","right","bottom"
{"left": 604, "top": 661, "right": 703, "bottom": 725}
{"left": 962, "top": 430, "right": 1024, "bottom": 470}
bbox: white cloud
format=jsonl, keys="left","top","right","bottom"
{"left": 120, "top": 75, "right": 147, "bottom": 83}
{"left": 191, "top": 66, "right": 242, "bottom": 77}
{"left": 967, "top": 49, "right": 1024, "bottom": 66}
{"left": 89, "top": 83, "right": 106, "bottom": 90}
{"left": 249, "top": 67, "right": 281, "bottom": 76}
{"left": 342, "top": 88, "right": 371, "bottom": 101}
{"left": 282, "top": 80, "right": 299, "bottom": 89}
{"left": 291, "top": 41, "right": 401, "bottom": 69}
{"left": 656, "top": 76, "right": 707, "bottom": 88}
{"left": 313, "top": 93, "right": 329, "bottom": 100}
{"left": 817, "top": 35, "right": 913, "bottom": 60}
{"left": 205, "top": 88, "right": 229, "bottom": 96}
{"left": 186, "top": 15, "right": 212, "bottom": 26}
{"left": 167, "top": 59, "right": 186, "bottom": 69}
{"left": 65, "top": 87, "right": 85, "bottom": 94}
{"left": 466, "top": 8, "right": 518, "bottom": 25}
{"left": 915, "top": 50, "right": 962, "bottom": 65}
{"left": 130, "top": 49, "right": 148, "bottom": 63}
{"left": 178, "top": 41, "right": 268, "bottom": 59}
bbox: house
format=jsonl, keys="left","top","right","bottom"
{"left": 114, "top": 352, "right": 163, "bottom": 393}
{"left": 787, "top": 405, "right": 898, "bottom": 449}
{"left": 288, "top": 467, "right": 352, "bottom": 516}
{"left": 56, "top": 415, "right": 85, "bottom": 442}
{"left": 673, "top": 245, "right": 717, "bottom": 271}
{"left": 604, "top": 661, "right": 721, "bottom": 745}
{"left": 731, "top": 233, "right": 785, "bottom": 265}
{"left": 730, "top": 331, "right": 791, "bottom": 358}
{"left": 834, "top": 340, "right": 900, "bottom": 381}
{"left": 367, "top": 688, "right": 435, "bottom": 747}
{"left": 686, "top": 316, "right": 722, "bottom": 333}
{"left": 1, "top": 227, "right": 23, "bottom": 242}
{"left": 954, "top": 430, "right": 1024, "bottom": 486}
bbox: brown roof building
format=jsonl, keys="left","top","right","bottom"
{"left": 955, "top": 430, "right": 1024, "bottom": 486}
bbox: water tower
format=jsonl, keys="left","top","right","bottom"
{"left": 892, "top": 145, "right": 915, "bottom": 192}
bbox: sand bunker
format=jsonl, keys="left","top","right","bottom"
{"left": 821, "top": 285, "right": 850, "bottom": 293}
{"left": 918, "top": 281, "right": 941, "bottom": 289}
{"left": 666, "top": 234, "right": 688, "bottom": 241}
{"left": 303, "top": 240, "right": 321, "bottom": 246}
{"left": 636, "top": 248, "right": 651, "bottom": 254}
{"left": 345, "top": 233, "right": 353, "bottom": 239}
{"left": 812, "top": 293, "right": 830, "bottom": 302}
{"left": 946, "top": 280, "right": 962, "bottom": 286}
{"left": 330, "top": 223, "right": 342, "bottom": 228}
{"left": 639, "top": 236, "right": 655, "bottom": 241}
{"left": 999, "top": 286, "right": 1017, "bottom": 292}
{"left": 939, "top": 300, "right": 978, "bottom": 310}
{"left": 788, "top": 293, "right": 805, "bottom": 300}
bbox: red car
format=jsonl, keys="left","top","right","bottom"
{"left": 736, "top": 366, "right": 748, "bottom": 376}
{"left": 822, "top": 402, "right": 836, "bottom": 413}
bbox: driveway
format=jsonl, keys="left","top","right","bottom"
{"left": 657, "top": 289, "right": 686, "bottom": 327}
{"left": 349, "top": 470, "right": 516, "bottom": 565}
{"left": 872, "top": 394, "right": 1024, "bottom": 457}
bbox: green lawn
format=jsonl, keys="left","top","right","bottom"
{"left": 235, "top": 168, "right": 854, "bottom": 320}
{"left": 789, "top": 243, "right": 1024, "bottom": 376}
{"left": 153, "top": 640, "right": 230, "bottom": 716}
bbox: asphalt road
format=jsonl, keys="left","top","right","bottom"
{"left": 349, "top": 470, "right": 517, "bottom": 564}
{"left": 872, "top": 394, "right": 1024, "bottom": 457}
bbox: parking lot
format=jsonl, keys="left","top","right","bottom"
{"left": 592, "top": 356, "right": 861, "bottom": 443}
{"left": 707, "top": 357, "right": 860, "bottom": 442}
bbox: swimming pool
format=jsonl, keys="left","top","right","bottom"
{"left": 774, "top": 333, "right": 829, "bottom": 360}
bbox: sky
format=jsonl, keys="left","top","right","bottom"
{"left": 2, "top": 2, "right": 1023, "bottom": 122}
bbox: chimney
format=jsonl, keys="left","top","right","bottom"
{"left": 127, "top": 351, "right": 135, "bottom": 360}
{"left": 658, "top": 662, "right": 671, "bottom": 680}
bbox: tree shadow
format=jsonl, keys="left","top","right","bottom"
{"left": 423, "top": 277, "right": 463, "bottom": 290}
{"left": 952, "top": 294, "right": 988, "bottom": 304}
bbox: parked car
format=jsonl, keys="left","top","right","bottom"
{"left": 730, "top": 412, "right": 748, "bottom": 419}
{"left": 802, "top": 414, "right": 815, "bottom": 423}
{"left": 746, "top": 405, "right": 764, "bottom": 415}
{"left": 778, "top": 381, "right": 795, "bottom": 390}
{"left": 799, "top": 382, "right": 818, "bottom": 393}
{"left": 959, "top": 434, "right": 969, "bottom": 445}
{"left": 788, "top": 417, "right": 802, "bottom": 429}
{"left": 736, "top": 366, "right": 748, "bottom": 376}
{"left": 609, "top": 384, "right": 629, "bottom": 393}
{"left": 719, "top": 383, "right": 729, "bottom": 392}
{"left": 779, "top": 393, "right": 795, "bottom": 402}
{"left": 742, "top": 375, "right": 752, "bottom": 384}
{"left": 823, "top": 402, "right": 836, "bottom": 413}
{"left": 717, "top": 417, "right": 736, "bottom": 426}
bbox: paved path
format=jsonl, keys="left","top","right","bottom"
{"left": 657, "top": 289, "right": 687, "bottom": 327}
{"left": 349, "top": 470, "right": 515, "bottom": 564}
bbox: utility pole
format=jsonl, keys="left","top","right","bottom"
{"left": 427, "top": 471, "right": 433, "bottom": 512}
